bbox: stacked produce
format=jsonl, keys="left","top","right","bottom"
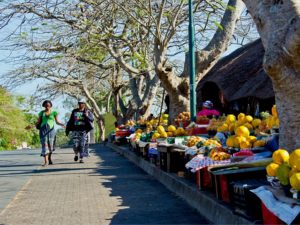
{"left": 135, "top": 129, "right": 143, "bottom": 140}
{"left": 186, "top": 136, "right": 206, "bottom": 147}
{"left": 196, "top": 116, "right": 210, "bottom": 124}
{"left": 175, "top": 112, "right": 190, "bottom": 127}
{"left": 209, "top": 147, "right": 230, "bottom": 161}
{"left": 126, "top": 120, "right": 135, "bottom": 127}
{"left": 213, "top": 113, "right": 266, "bottom": 149}
{"left": 266, "top": 149, "right": 300, "bottom": 192}
{"left": 166, "top": 125, "right": 176, "bottom": 137}
{"left": 197, "top": 138, "right": 222, "bottom": 148}
{"left": 207, "top": 117, "right": 225, "bottom": 132}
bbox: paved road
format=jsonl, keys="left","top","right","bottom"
{"left": 0, "top": 149, "right": 41, "bottom": 212}
{"left": 0, "top": 146, "right": 209, "bottom": 225}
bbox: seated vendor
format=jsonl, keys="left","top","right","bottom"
{"left": 197, "top": 100, "right": 220, "bottom": 118}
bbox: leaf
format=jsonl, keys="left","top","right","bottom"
{"left": 31, "top": 27, "right": 39, "bottom": 31}
{"left": 213, "top": 21, "right": 223, "bottom": 30}
{"left": 227, "top": 5, "right": 236, "bottom": 11}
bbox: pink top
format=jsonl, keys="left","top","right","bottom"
{"left": 197, "top": 109, "right": 220, "bottom": 117}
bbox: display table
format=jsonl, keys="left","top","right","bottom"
{"left": 157, "top": 143, "right": 186, "bottom": 173}
{"left": 137, "top": 141, "right": 150, "bottom": 159}
{"left": 210, "top": 166, "right": 267, "bottom": 203}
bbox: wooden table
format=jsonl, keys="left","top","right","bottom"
{"left": 158, "top": 144, "right": 186, "bottom": 173}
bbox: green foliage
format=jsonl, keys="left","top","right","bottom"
{"left": 55, "top": 129, "right": 71, "bottom": 147}
{"left": 94, "top": 113, "right": 116, "bottom": 140}
{"left": 0, "top": 87, "right": 39, "bottom": 150}
{"left": 104, "top": 113, "right": 116, "bottom": 138}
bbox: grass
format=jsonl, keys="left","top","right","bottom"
{"left": 104, "top": 113, "right": 116, "bottom": 138}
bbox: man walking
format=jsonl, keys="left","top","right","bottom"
{"left": 66, "top": 99, "right": 94, "bottom": 163}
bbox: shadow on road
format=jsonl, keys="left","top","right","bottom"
{"left": 91, "top": 144, "right": 207, "bottom": 225}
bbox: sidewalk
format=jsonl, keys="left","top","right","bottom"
{"left": 0, "top": 146, "right": 209, "bottom": 225}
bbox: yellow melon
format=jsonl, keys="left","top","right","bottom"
{"left": 272, "top": 149, "right": 289, "bottom": 165}
{"left": 160, "top": 132, "right": 168, "bottom": 138}
{"left": 238, "top": 113, "right": 245, "bottom": 122}
{"left": 235, "top": 126, "right": 250, "bottom": 137}
{"left": 289, "top": 149, "right": 300, "bottom": 170}
{"left": 266, "top": 163, "right": 280, "bottom": 177}
{"left": 167, "top": 131, "right": 174, "bottom": 137}
{"left": 248, "top": 136, "right": 257, "bottom": 144}
{"left": 290, "top": 173, "right": 300, "bottom": 191}
{"left": 226, "top": 136, "right": 235, "bottom": 148}
{"left": 240, "top": 140, "right": 251, "bottom": 149}
{"left": 226, "top": 114, "right": 236, "bottom": 124}
{"left": 252, "top": 119, "right": 261, "bottom": 128}
{"left": 167, "top": 125, "right": 176, "bottom": 132}
{"left": 157, "top": 125, "right": 165, "bottom": 134}
{"left": 245, "top": 115, "right": 253, "bottom": 123}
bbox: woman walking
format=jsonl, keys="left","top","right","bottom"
{"left": 66, "top": 99, "right": 94, "bottom": 163}
{"left": 36, "top": 100, "right": 65, "bottom": 166}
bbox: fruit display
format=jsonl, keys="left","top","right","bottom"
{"left": 207, "top": 117, "right": 226, "bottom": 132}
{"left": 210, "top": 147, "right": 230, "bottom": 161}
{"left": 196, "top": 116, "right": 210, "bottom": 124}
{"left": 175, "top": 112, "right": 190, "bottom": 127}
{"left": 233, "top": 149, "right": 254, "bottom": 157}
{"left": 126, "top": 120, "right": 135, "bottom": 127}
{"left": 265, "top": 148, "right": 300, "bottom": 192}
{"left": 174, "top": 127, "right": 187, "bottom": 137}
{"left": 186, "top": 136, "right": 206, "bottom": 147}
{"left": 134, "top": 129, "right": 143, "bottom": 141}
{"left": 289, "top": 149, "right": 300, "bottom": 191}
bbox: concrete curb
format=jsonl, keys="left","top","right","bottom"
{"left": 107, "top": 143, "right": 254, "bottom": 225}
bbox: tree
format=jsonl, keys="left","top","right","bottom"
{"left": 103, "top": 0, "right": 246, "bottom": 121}
{"left": 0, "top": 0, "right": 159, "bottom": 122}
{"left": 240, "top": 0, "right": 300, "bottom": 151}
{"left": 0, "top": 87, "right": 39, "bottom": 150}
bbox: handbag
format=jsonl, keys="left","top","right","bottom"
{"left": 40, "top": 123, "right": 53, "bottom": 137}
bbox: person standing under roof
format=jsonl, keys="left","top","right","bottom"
{"left": 197, "top": 100, "right": 221, "bottom": 118}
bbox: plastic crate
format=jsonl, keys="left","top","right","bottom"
{"left": 195, "top": 167, "right": 212, "bottom": 190}
{"left": 211, "top": 167, "right": 267, "bottom": 203}
{"left": 116, "top": 130, "right": 131, "bottom": 137}
{"left": 261, "top": 202, "right": 284, "bottom": 225}
{"left": 229, "top": 179, "right": 268, "bottom": 221}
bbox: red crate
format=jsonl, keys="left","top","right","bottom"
{"left": 261, "top": 202, "right": 284, "bottom": 225}
{"left": 116, "top": 130, "right": 131, "bottom": 138}
{"left": 219, "top": 175, "right": 230, "bottom": 203}
{"left": 192, "top": 127, "right": 208, "bottom": 135}
{"left": 196, "top": 167, "right": 212, "bottom": 190}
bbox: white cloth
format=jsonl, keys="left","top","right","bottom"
{"left": 251, "top": 186, "right": 300, "bottom": 225}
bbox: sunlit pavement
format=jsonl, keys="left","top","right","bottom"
{"left": 0, "top": 146, "right": 209, "bottom": 225}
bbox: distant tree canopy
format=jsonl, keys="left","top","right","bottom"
{"left": 0, "top": 87, "right": 39, "bottom": 150}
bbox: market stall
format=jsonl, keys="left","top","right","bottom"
{"left": 112, "top": 104, "right": 300, "bottom": 224}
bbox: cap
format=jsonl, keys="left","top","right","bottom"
{"left": 78, "top": 98, "right": 86, "bottom": 104}
{"left": 203, "top": 100, "right": 213, "bottom": 109}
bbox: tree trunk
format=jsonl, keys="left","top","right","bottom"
{"left": 96, "top": 118, "right": 105, "bottom": 142}
{"left": 154, "top": 0, "right": 243, "bottom": 122}
{"left": 169, "top": 94, "right": 190, "bottom": 123}
{"left": 90, "top": 128, "right": 96, "bottom": 144}
{"left": 273, "top": 75, "right": 300, "bottom": 151}
{"left": 156, "top": 67, "right": 190, "bottom": 122}
{"left": 242, "top": 0, "right": 300, "bottom": 151}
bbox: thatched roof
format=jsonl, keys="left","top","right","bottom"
{"left": 197, "top": 39, "right": 274, "bottom": 102}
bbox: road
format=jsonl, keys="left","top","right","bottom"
{"left": 0, "top": 146, "right": 209, "bottom": 225}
